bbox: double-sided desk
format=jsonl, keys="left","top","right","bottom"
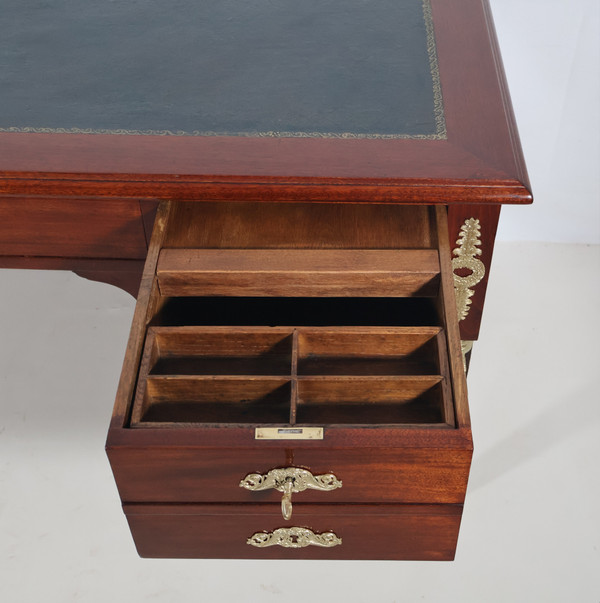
{"left": 0, "top": 0, "right": 531, "bottom": 559}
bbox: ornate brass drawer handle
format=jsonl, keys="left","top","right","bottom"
{"left": 247, "top": 527, "right": 342, "bottom": 549}
{"left": 239, "top": 467, "right": 342, "bottom": 520}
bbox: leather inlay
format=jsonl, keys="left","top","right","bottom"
{"left": 1, "top": 0, "right": 445, "bottom": 139}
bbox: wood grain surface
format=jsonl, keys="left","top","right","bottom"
{"left": 0, "top": 197, "right": 147, "bottom": 258}
{"left": 157, "top": 249, "right": 440, "bottom": 297}
{"left": 109, "top": 446, "right": 472, "bottom": 504}
{"left": 0, "top": 0, "right": 531, "bottom": 205}
{"left": 124, "top": 503, "right": 463, "bottom": 560}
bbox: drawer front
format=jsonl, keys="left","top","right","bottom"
{"left": 108, "top": 447, "right": 472, "bottom": 505}
{"left": 124, "top": 503, "right": 463, "bottom": 560}
{"left": 0, "top": 197, "right": 148, "bottom": 259}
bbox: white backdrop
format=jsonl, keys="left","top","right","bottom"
{"left": 1, "top": 4, "right": 599, "bottom": 601}
{"left": 490, "top": 0, "right": 599, "bottom": 243}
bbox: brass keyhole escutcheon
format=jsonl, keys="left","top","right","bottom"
{"left": 247, "top": 527, "right": 342, "bottom": 549}
{"left": 240, "top": 467, "right": 342, "bottom": 520}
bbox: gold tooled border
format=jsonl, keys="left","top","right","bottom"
{"left": 422, "top": 0, "right": 447, "bottom": 139}
{"left": 0, "top": 0, "right": 446, "bottom": 140}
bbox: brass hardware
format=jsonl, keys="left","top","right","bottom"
{"left": 453, "top": 218, "right": 485, "bottom": 321}
{"left": 281, "top": 479, "right": 293, "bottom": 520}
{"left": 240, "top": 467, "right": 342, "bottom": 520}
{"left": 254, "top": 427, "right": 323, "bottom": 440}
{"left": 247, "top": 527, "right": 342, "bottom": 549}
{"left": 461, "top": 340, "right": 474, "bottom": 372}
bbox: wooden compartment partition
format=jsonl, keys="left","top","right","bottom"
{"left": 130, "top": 326, "right": 453, "bottom": 427}
{"left": 157, "top": 249, "right": 440, "bottom": 297}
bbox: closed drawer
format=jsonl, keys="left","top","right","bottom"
{"left": 124, "top": 503, "right": 463, "bottom": 560}
{"left": 109, "top": 447, "right": 472, "bottom": 505}
{"left": 0, "top": 197, "right": 148, "bottom": 259}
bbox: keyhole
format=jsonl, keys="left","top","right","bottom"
{"left": 454, "top": 267, "right": 474, "bottom": 278}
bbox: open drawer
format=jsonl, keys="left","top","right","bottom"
{"left": 106, "top": 201, "right": 472, "bottom": 559}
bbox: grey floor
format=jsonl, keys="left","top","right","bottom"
{"left": 1, "top": 241, "right": 599, "bottom": 603}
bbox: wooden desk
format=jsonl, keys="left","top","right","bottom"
{"left": 0, "top": 0, "right": 531, "bottom": 559}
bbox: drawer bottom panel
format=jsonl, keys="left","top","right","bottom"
{"left": 124, "top": 503, "right": 463, "bottom": 560}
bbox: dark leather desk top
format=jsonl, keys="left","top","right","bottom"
{"left": 0, "top": 0, "right": 531, "bottom": 204}
{"left": 2, "top": 0, "right": 443, "bottom": 140}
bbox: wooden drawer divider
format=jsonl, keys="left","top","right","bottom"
{"left": 130, "top": 326, "right": 454, "bottom": 428}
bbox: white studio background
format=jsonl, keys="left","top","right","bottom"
{"left": 491, "top": 0, "right": 600, "bottom": 244}
{"left": 1, "top": 3, "right": 599, "bottom": 603}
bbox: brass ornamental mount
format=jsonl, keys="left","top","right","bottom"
{"left": 453, "top": 218, "right": 485, "bottom": 371}
{"left": 240, "top": 467, "right": 343, "bottom": 520}
{"left": 247, "top": 527, "right": 342, "bottom": 549}
{"left": 452, "top": 218, "right": 485, "bottom": 322}
{"left": 461, "top": 340, "right": 474, "bottom": 372}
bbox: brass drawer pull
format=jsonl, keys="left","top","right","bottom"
{"left": 247, "top": 527, "right": 342, "bottom": 549}
{"left": 239, "top": 467, "right": 342, "bottom": 520}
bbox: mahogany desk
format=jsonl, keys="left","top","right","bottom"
{"left": 0, "top": 0, "right": 531, "bottom": 559}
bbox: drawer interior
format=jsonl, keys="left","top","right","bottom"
{"left": 110, "top": 201, "right": 469, "bottom": 437}
{"left": 297, "top": 329, "right": 441, "bottom": 375}
{"left": 144, "top": 328, "right": 294, "bottom": 376}
{"left": 295, "top": 377, "right": 446, "bottom": 424}
{"left": 134, "top": 377, "right": 292, "bottom": 424}
{"left": 130, "top": 326, "right": 452, "bottom": 427}
{"left": 153, "top": 296, "right": 440, "bottom": 327}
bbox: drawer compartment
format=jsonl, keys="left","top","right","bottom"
{"left": 154, "top": 296, "right": 442, "bottom": 327}
{"left": 130, "top": 325, "right": 453, "bottom": 428}
{"left": 124, "top": 503, "right": 463, "bottom": 560}
{"left": 295, "top": 377, "right": 446, "bottom": 425}
{"left": 297, "top": 328, "right": 443, "bottom": 375}
{"left": 132, "top": 377, "right": 293, "bottom": 425}
{"left": 142, "top": 327, "right": 294, "bottom": 376}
